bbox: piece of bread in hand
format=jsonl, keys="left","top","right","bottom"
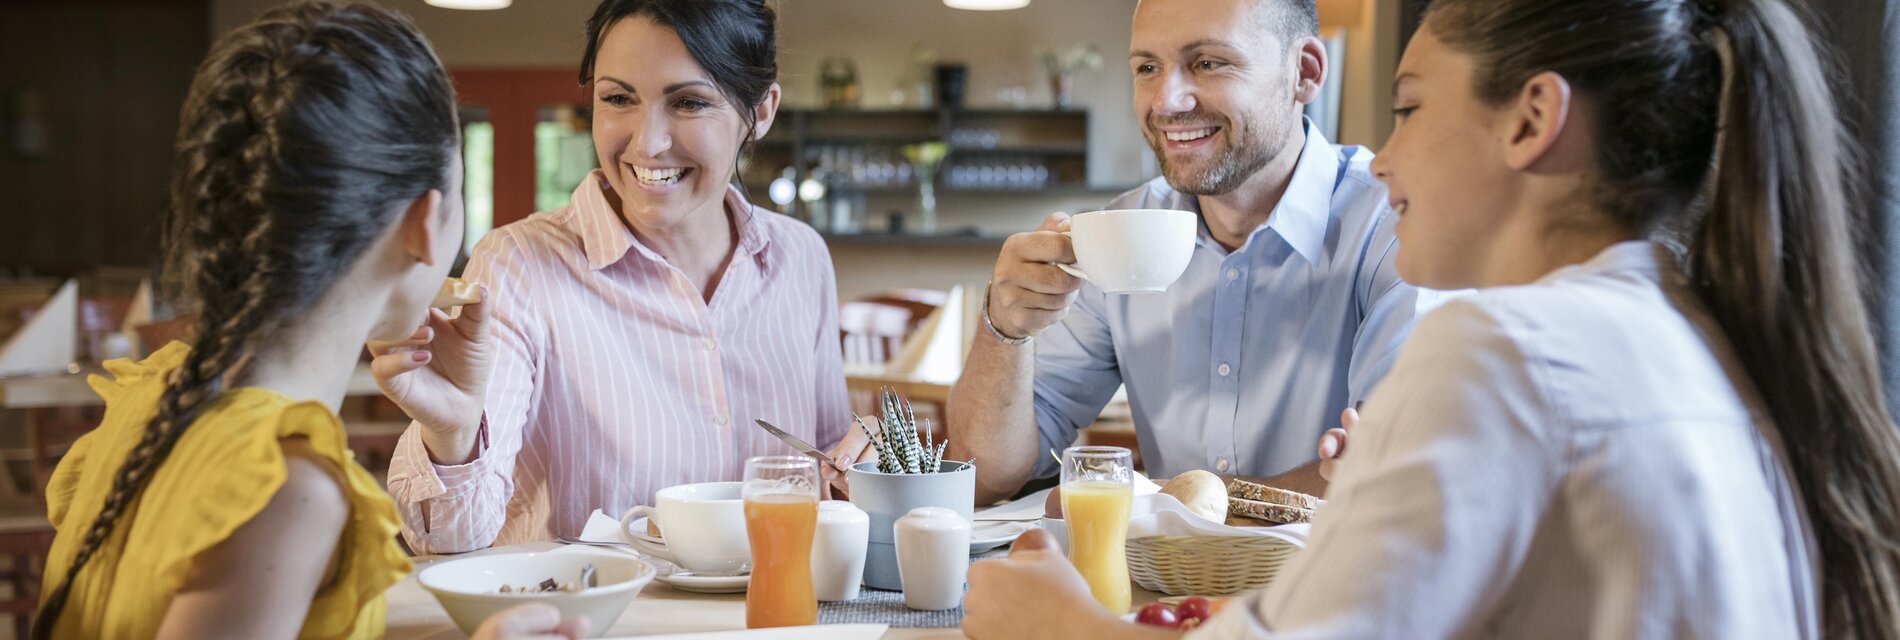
{"left": 1159, "top": 470, "right": 1228, "bottom": 523}
{"left": 430, "top": 277, "right": 481, "bottom": 309}
{"left": 1225, "top": 478, "right": 1321, "bottom": 511}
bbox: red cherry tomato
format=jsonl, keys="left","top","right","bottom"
{"left": 1176, "top": 596, "right": 1212, "bottom": 624}
{"left": 1134, "top": 602, "right": 1180, "bottom": 628}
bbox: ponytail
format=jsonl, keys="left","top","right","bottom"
{"left": 1427, "top": 0, "right": 1900, "bottom": 635}
{"left": 1691, "top": 2, "right": 1900, "bottom": 636}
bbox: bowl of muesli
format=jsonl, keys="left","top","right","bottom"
{"left": 417, "top": 546, "right": 654, "bottom": 637}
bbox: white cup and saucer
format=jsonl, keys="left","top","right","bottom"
{"left": 619, "top": 482, "right": 752, "bottom": 594}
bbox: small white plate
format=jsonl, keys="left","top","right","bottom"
{"left": 622, "top": 517, "right": 671, "bottom": 558}
{"left": 623, "top": 517, "right": 664, "bottom": 544}
{"left": 970, "top": 521, "right": 1034, "bottom": 554}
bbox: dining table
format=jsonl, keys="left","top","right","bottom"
{"left": 384, "top": 541, "right": 1168, "bottom": 639}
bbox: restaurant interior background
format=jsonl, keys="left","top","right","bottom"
{"left": 0, "top": 0, "right": 1894, "bottom": 636}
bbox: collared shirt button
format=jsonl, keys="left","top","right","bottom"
{"left": 1216, "top": 457, "right": 1231, "bottom": 472}
{"left": 713, "top": 415, "right": 728, "bottom": 426}
{"left": 1218, "top": 363, "right": 1232, "bottom": 376}
{"left": 1226, "top": 268, "right": 1240, "bottom": 281}
{"left": 703, "top": 338, "right": 717, "bottom": 351}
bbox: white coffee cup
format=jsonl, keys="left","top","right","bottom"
{"left": 620, "top": 481, "right": 751, "bottom": 574}
{"left": 1055, "top": 209, "right": 1197, "bottom": 293}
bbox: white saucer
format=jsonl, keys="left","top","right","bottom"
{"left": 624, "top": 519, "right": 750, "bottom": 594}
{"left": 656, "top": 571, "right": 750, "bottom": 594}
{"left": 645, "top": 558, "right": 751, "bottom": 594}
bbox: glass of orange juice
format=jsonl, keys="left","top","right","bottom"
{"left": 742, "top": 455, "right": 820, "bottom": 628}
{"left": 1061, "top": 445, "right": 1133, "bottom": 615}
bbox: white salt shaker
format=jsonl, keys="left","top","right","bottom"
{"left": 893, "top": 506, "right": 970, "bottom": 611}
{"left": 811, "top": 500, "right": 869, "bottom": 602}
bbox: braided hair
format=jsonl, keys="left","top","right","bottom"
{"left": 33, "top": 2, "right": 456, "bottom": 636}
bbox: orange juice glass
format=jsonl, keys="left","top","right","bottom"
{"left": 1061, "top": 446, "right": 1134, "bottom": 615}
{"left": 742, "top": 455, "right": 820, "bottom": 628}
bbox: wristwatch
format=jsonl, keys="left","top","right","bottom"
{"left": 981, "top": 283, "right": 1033, "bottom": 346}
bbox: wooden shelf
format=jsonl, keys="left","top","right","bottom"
{"left": 947, "top": 144, "right": 1087, "bottom": 155}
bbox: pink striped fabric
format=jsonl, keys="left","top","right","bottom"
{"left": 386, "top": 171, "right": 851, "bottom": 554}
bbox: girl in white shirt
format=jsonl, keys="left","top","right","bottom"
{"left": 961, "top": 0, "right": 1900, "bottom": 638}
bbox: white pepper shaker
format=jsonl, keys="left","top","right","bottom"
{"left": 893, "top": 506, "right": 970, "bottom": 611}
{"left": 811, "top": 500, "right": 869, "bottom": 602}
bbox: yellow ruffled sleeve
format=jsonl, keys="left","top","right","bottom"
{"left": 45, "top": 342, "right": 190, "bottom": 529}
{"left": 123, "top": 389, "right": 410, "bottom": 640}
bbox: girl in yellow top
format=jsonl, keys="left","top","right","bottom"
{"left": 35, "top": 2, "right": 583, "bottom": 638}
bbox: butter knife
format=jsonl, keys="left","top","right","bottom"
{"left": 754, "top": 419, "right": 837, "bottom": 466}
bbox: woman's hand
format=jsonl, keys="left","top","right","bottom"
{"left": 821, "top": 423, "right": 877, "bottom": 498}
{"left": 368, "top": 289, "right": 492, "bottom": 464}
{"left": 470, "top": 604, "right": 589, "bottom": 640}
{"left": 1318, "top": 405, "right": 1360, "bottom": 482}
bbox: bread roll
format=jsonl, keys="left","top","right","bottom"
{"left": 1159, "top": 470, "right": 1228, "bottom": 523}
{"left": 431, "top": 277, "right": 481, "bottom": 309}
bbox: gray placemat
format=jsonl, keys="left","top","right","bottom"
{"left": 817, "top": 553, "right": 1002, "bottom": 628}
{"left": 817, "top": 585, "right": 967, "bottom": 628}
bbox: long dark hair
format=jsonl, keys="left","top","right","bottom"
{"left": 32, "top": 2, "right": 457, "bottom": 636}
{"left": 578, "top": 0, "right": 778, "bottom": 152}
{"left": 1426, "top": 0, "right": 1900, "bottom": 636}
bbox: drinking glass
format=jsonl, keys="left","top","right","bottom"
{"left": 1061, "top": 446, "right": 1133, "bottom": 615}
{"left": 743, "top": 455, "right": 820, "bottom": 628}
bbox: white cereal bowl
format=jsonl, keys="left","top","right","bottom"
{"left": 417, "top": 547, "right": 655, "bottom": 638}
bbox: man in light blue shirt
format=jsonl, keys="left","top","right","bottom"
{"left": 944, "top": 0, "right": 1443, "bottom": 504}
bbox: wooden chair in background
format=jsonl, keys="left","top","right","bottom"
{"left": 839, "top": 290, "right": 951, "bottom": 436}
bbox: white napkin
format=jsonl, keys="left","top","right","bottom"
{"left": 582, "top": 509, "right": 628, "bottom": 544}
{"left": 1127, "top": 493, "right": 1309, "bottom": 545}
{"left": 884, "top": 285, "right": 965, "bottom": 383}
{"left": 601, "top": 624, "right": 887, "bottom": 640}
{"left": 0, "top": 279, "right": 76, "bottom": 377}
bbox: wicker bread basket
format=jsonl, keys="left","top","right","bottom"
{"left": 1126, "top": 534, "right": 1303, "bottom": 596}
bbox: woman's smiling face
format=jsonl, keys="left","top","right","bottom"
{"left": 589, "top": 16, "right": 764, "bottom": 232}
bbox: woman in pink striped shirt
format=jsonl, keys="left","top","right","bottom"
{"left": 367, "top": 0, "right": 855, "bottom": 554}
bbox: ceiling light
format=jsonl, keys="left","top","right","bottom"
{"left": 944, "top": 0, "right": 1030, "bottom": 10}
{"left": 425, "top": 0, "right": 511, "bottom": 10}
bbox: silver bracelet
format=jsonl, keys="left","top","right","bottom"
{"left": 982, "top": 284, "right": 1033, "bottom": 346}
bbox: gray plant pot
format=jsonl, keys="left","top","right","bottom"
{"left": 847, "top": 460, "right": 976, "bottom": 591}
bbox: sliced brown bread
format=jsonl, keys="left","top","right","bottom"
{"left": 1227, "top": 495, "right": 1314, "bottom": 525}
{"left": 1225, "top": 478, "right": 1321, "bottom": 511}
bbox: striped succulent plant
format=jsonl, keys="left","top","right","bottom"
{"left": 853, "top": 387, "right": 949, "bottom": 474}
